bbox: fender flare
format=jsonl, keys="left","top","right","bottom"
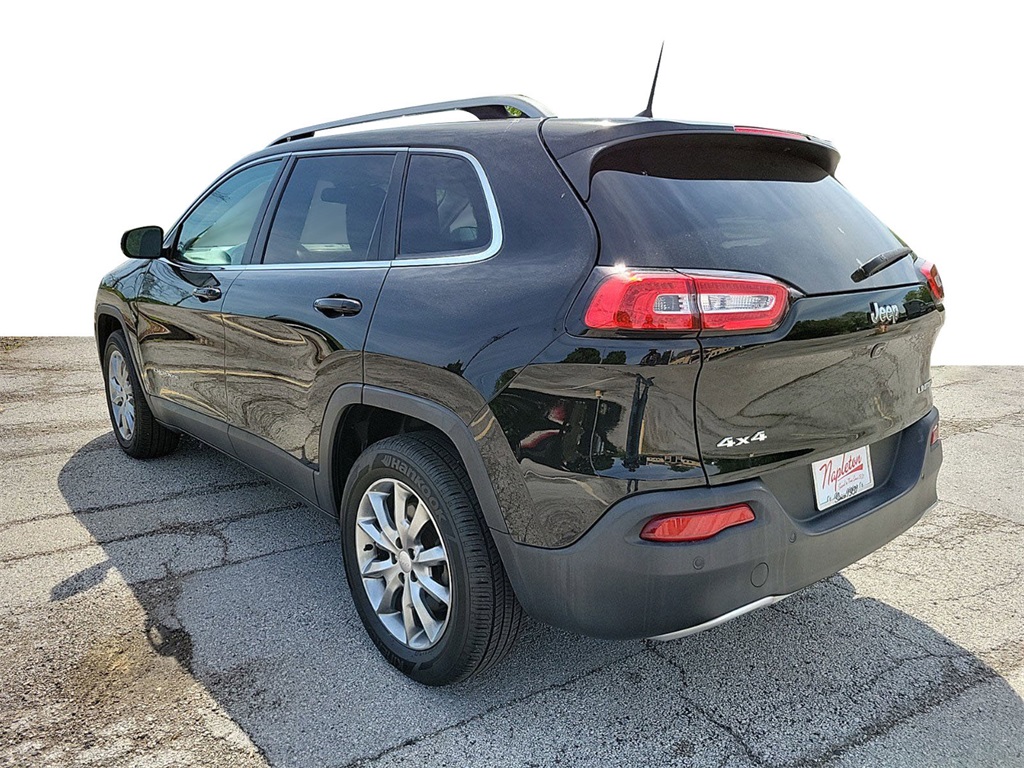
{"left": 315, "top": 384, "right": 509, "bottom": 534}
{"left": 95, "top": 303, "right": 129, "bottom": 355}
{"left": 95, "top": 303, "right": 150, "bottom": 402}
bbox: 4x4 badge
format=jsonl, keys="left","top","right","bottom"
{"left": 716, "top": 430, "right": 768, "bottom": 448}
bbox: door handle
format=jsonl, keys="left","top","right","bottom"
{"left": 314, "top": 297, "right": 362, "bottom": 317}
{"left": 192, "top": 286, "right": 222, "bottom": 302}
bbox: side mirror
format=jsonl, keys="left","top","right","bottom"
{"left": 121, "top": 225, "right": 165, "bottom": 259}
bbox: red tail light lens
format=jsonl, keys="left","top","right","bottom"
{"left": 919, "top": 260, "right": 944, "bottom": 301}
{"left": 640, "top": 504, "right": 755, "bottom": 542}
{"left": 585, "top": 271, "right": 789, "bottom": 333}
{"left": 584, "top": 273, "right": 698, "bottom": 331}
{"left": 734, "top": 126, "right": 807, "bottom": 140}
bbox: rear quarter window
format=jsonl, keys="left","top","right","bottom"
{"left": 398, "top": 154, "right": 492, "bottom": 257}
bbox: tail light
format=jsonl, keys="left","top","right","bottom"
{"left": 918, "top": 260, "right": 944, "bottom": 301}
{"left": 584, "top": 271, "right": 790, "bottom": 333}
{"left": 640, "top": 504, "right": 755, "bottom": 542}
{"left": 734, "top": 125, "right": 807, "bottom": 140}
{"left": 930, "top": 421, "right": 940, "bottom": 445}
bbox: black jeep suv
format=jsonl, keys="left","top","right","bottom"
{"left": 95, "top": 95, "right": 944, "bottom": 685}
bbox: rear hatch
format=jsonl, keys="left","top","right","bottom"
{"left": 548, "top": 124, "right": 944, "bottom": 505}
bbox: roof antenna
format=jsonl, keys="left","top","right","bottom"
{"left": 636, "top": 42, "right": 665, "bottom": 118}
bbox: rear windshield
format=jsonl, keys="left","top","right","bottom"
{"left": 588, "top": 145, "right": 918, "bottom": 295}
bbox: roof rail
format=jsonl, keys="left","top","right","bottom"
{"left": 269, "top": 95, "right": 554, "bottom": 146}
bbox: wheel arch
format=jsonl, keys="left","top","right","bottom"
{"left": 94, "top": 304, "right": 129, "bottom": 362}
{"left": 95, "top": 303, "right": 159, "bottom": 409}
{"left": 316, "top": 384, "right": 512, "bottom": 535}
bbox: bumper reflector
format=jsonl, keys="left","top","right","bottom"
{"left": 640, "top": 504, "right": 755, "bottom": 542}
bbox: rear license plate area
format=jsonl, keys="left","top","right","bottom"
{"left": 811, "top": 446, "right": 875, "bottom": 511}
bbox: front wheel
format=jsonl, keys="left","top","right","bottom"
{"left": 340, "top": 432, "right": 521, "bottom": 685}
{"left": 103, "top": 331, "right": 179, "bottom": 459}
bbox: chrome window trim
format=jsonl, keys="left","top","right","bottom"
{"left": 207, "top": 259, "right": 386, "bottom": 272}
{"left": 160, "top": 147, "right": 503, "bottom": 273}
{"left": 156, "top": 258, "right": 388, "bottom": 272}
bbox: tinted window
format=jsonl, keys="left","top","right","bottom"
{"left": 263, "top": 154, "right": 395, "bottom": 264}
{"left": 175, "top": 161, "right": 281, "bottom": 266}
{"left": 588, "top": 147, "right": 918, "bottom": 295}
{"left": 399, "top": 154, "right": 492, "bottom": 256}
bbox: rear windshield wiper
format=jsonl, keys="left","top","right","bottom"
{"left": 850, "top": 247, "right": 914, "bottom": 283}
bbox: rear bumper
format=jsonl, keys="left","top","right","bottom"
{"left": 493, "top": 408, "right": 941, "bottom": 640}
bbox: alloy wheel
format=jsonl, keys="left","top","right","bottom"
{"left": 354, "top": 478, "right": 452, "bottom": 650}
{"left": 107, "top": 349, "right": 136, "bottom": 441}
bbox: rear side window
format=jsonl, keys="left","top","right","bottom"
{"left": 399, "top": 154, "right": 492, "bottom": 257}
{"left": 263, "top": 154, "right": 395, "bottom": 264}
{"left": 587, "top": 140, "right": 919, "bottom": 295}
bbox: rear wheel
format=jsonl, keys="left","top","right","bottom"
{"left": 103, "top": 331, "right": 179, "bottom": 459}
{"left": 340, "top": 432, "right": 521, "bottom": 685}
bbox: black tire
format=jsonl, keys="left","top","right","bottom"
{"left": 340, "top": 431, "right": 522, "bottom": 685}
{"left": 102, "top": 331, "right": 179, "bottom": 459}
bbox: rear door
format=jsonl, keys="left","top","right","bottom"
{"left": 219, "top": 150, "right": 401, "bottom": 501}
{"left": 580, "top": 133, "right": 944, "bottom": 490}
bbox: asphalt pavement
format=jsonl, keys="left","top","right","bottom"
{"left": 0, "top": 337, "right": 1021, "bottom": 767}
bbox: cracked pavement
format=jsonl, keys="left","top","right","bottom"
{"left": 0, "top": 338, "right": 1021, "bottom": 767}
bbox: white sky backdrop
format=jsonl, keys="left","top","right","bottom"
{"left": 1, "top": 0, "right": 1019, "bottom": 364}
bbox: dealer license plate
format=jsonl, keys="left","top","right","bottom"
{"left": 811, "top": 446, "right": 875, "bottom": 511}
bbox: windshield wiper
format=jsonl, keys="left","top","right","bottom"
{"left": 850, "top": 247, "right": 914, "bottom": 283}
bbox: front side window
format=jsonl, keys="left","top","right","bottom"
{"left": 399, "top": 154, "right": 492, "bottom": 257}
{"left": 263, "top": 154, "right": 395, "bottom": 265}
{"left": 175, "top": 161, "right": 281, "bottom": 266}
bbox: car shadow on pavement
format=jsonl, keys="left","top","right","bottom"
{"left": 57, "top": 433, "right": 1024, "bottom": 767}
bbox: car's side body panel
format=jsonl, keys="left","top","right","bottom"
{"left": 363, "top": 124, "right": 598, "bottom": 410}
{"left": 133, "top": 260, "right": 239, "bottom": 422}
{"left": 221, "top": 264, "right": 389, "bottom": 468}
{"left": 94, "top": 259, "right": 148, "bottom": 361}
{"left": 361, "top": 123, "right": 602, "bottom": 543}
{"left": 488, "top": 333, "right": 704, "bottom": 547}
{"left": 113, "top": 158, "right": 289, "bottom": 453}
{"left": 97, "top": 264, "right": 239, "bottom": 457}
{"left": 211, "top": 148, "right": 401, "bottom": 504}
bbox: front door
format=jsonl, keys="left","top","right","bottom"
{"left": 135, "top": 159, "right": 283, "bottom": 447}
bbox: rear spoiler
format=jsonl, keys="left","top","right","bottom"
{"left": 541, "top": 119, "right": 841, "bottom": 200}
